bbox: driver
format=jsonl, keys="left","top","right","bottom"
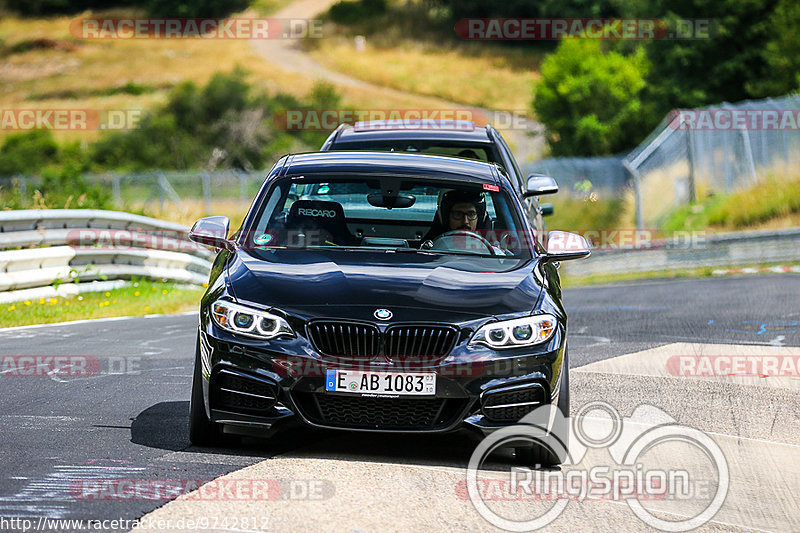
{"left": 421, "top": 189, "right": 488, "bottom": 245}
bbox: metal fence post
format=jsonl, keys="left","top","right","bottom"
{"left": 202, "top": 172, "right": 212, "bottom": 215}
{"left": 740, "top": 128, "right": 759, "bottom": 186}
{"left": 111, "top": 172, "right": 122, "bottom": 207}
{"left": 15, "top": 174, "right": 27, "bottom": 200}
{"left": 159, "top": 173, "right": 165, "bottom": 211}
{"left": 685, "top": 127, "right": 696, "bottom": 203}
{"left": 622, "top": 159, "right": 644, "bottom": 230}
{"left": 239, "top": 171, "right": 248, "bottom": 203}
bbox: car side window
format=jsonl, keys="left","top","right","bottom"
{"left": 490, "top": 130, "right": 524, "bottom": 193}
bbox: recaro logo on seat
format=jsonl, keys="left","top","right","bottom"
{"left": 298, "top": 208, "right": 337, "bottom": 218}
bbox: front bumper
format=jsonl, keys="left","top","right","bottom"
{"left": 198, "top": 323, "right": 565, "bottom": 438}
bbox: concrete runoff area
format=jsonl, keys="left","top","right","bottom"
{"left": 132, "top": 341, "right": 799, "bottom": 532}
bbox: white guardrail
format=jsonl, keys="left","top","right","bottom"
{"left": 0, "top": 209, "right": 214, "bottom": 303}
{"left": 562, "top": 227, "right": 800, "bottom": 278}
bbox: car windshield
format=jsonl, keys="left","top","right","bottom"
{"left": 246, "top": 175, "right": 531, "bottom": 258}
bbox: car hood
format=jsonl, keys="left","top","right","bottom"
{"left": 226, "top": 248, "right": 543, "bottom": 322}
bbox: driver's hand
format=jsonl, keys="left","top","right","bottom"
{"left": 420, "top": 240, "right": 434, "bottom": 250}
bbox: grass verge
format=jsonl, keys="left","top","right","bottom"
{"left": 307, "top": 37, "right": 541, "bottom": 113}
{"left": 546, "top": 194, "right": 632, "bottom": 234}
{"left": 661, "top": 173, "right": 800, "bottom": 233}
{"left": 0, "top": 280, "right": 204, "bottom": 328}
{"left": 304, "top": 0, "right": 545, "bottom": 113}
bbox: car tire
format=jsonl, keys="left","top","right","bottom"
{"left": 515, "top": 345, "right": 570, "bottom": 467}
{"left": 189, "top": 335, "right": 226, "bottom": 447}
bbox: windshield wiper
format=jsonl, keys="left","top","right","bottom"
{"left": 392, "top": 247, "right": 505, "bottom": 258}
{"left": 390, "top": 247, "right": 443, "bottom": 255}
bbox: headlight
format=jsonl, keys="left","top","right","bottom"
{"left": 470, "top": 314, "right": 556, "bottom": 349}
{"left": 211, "top": 300, "right": 294, "bottom": 340}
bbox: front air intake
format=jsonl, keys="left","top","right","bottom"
{"left": 210, "top": 368, "right": 278, "bottom": 415}
{"left": 481, "top": 382, "right": 547, "bottom": 423}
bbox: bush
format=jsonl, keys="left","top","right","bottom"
{"left": 328, "top": 0, "right": 387, "bottom": 24}
{"left": 39, "top": 163, "right": 112, "bottom": 209}
{"left": 145, "top": 0, "right": 250, "bottom": 18}
{"left": 0, "top": 130, "right": 60, "bottom": 176}
{"left": 0, "top": 162, "right": 111, "bottom": 210}
{"left": 91, "top": 71, "right": 339, "bottom": 171}
{"left": 533, "top": 39, "right": 653, "bottom": 156}
{"left": 5, "top": 0, "right": 249, "bottom": 17}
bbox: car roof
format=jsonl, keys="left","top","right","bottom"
{"left": 280, "top": 151, "right": 502, "bottom": 185}
{"left": 331, "top": 120, "right": 493, "bottom": 144}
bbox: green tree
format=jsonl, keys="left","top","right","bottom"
{"left": 747, "top": 0, "right": 800, "bottom": 97}
{"left": 533, "top": 39, "right": 652, "bottom": 156}
{"left": 639, "top": 0, "right": 797, "bottom": 109}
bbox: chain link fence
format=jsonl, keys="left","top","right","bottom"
{"left": 521, "top": 155, "right": 628, "bottom": 199}
{"left": 520, "top": 93, "right": 800, "bottom": 228}
{"left": 1, "top": 169, "right": 267, "bottom": 222}
{"left": 625, "top": 93, "right": 800, "bottom": 227}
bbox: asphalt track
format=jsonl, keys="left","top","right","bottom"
{"left": 0, "top": 274, "right": 798, "bottom": 532}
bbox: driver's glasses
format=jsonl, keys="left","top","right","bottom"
{"left": 450, "top": 209, "right": 478, "bottom": 221}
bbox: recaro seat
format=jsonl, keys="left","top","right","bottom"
{"left": 284, "top": 200, "right": 359, "bottom": 246}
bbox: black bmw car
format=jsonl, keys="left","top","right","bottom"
{"left": 188, "top": 151, "right": 589, "bottom": 465}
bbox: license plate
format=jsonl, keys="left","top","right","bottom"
{"left": 325, "top": 369, "right": 436, "bottom": 396}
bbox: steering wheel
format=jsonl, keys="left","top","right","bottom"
{"left": 430, "top": 230, "right": 497, "bottom": 255}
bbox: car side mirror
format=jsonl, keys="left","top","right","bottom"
{"left": 540, "top": 202, "right": 554, "bottom": 216}
{"left": 189, "top": 216, "right": 233, "bottom": 251}
{"left": 523, "top": 174, "right": 559, "bottom": 197}
{"left": 542, "top": 230, "right": 591, "bottom": 262}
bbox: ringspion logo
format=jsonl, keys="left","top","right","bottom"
{"left": 465, "top": 402, "right": 729, "bottom": 531}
